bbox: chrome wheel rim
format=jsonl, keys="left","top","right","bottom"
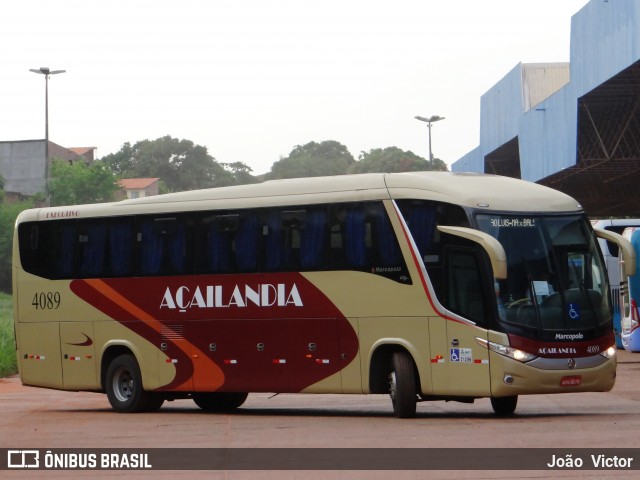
{"left": 112, "top": 367, "right": 134, "bottom": 403}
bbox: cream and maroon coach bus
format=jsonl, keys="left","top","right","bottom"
{"left": 12, "top": 172, "right": 635, "bottom": 417}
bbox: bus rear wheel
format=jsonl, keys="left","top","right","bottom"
{"left": 388, "top": 351, "right": 417, "bottom": 418}
{"left": 491, "top": 395, "right": 518, "bottom": 416}
{"left": 106, "top": 354, "right": 157, "bottom": 413}
{"left": 192, "top": 392, "right": 248, "bottom": 411}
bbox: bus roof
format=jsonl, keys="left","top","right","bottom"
{"left": 19, "top": 172, "right": 583, "bottom": 222}
{"left": 384, "top": 172, "right": 581, "bottom": 212}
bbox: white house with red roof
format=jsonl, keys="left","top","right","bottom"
{"left": 117, "top": 178, "right": 160, "bottom": 200}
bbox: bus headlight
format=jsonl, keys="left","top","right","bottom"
{"left": 599, "top": 346, "right": 616, "bottom": 359}
{"left": 476, "top": 337, "right": 537, "bottom": 363}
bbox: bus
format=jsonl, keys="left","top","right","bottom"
{"left": 621, "top": 227, "right": 640, "bottom": 352}
{"left": 12, "top": 172, "right": 635, "bottom": 418}
{"left": 591, "top": 218, "right": 640, "bottom": 348}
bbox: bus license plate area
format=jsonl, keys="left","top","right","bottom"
{"left": 560, "top": 375, "right": 582, "bottom": 386}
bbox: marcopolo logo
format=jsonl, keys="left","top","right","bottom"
{"left": 160, "top": 283, "right": 304, "bottom": 313}
{"left": 555, "top": 333, "right": 584, "bottom": 341}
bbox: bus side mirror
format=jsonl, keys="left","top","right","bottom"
{"left": 437, "top": 226, "right": 507, "bottom": 280}
{"left": 594, "top": 228, "right": 636, "bottom": 277}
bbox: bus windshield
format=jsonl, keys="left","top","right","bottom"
{"left": 476, "top": 214, "right": 611, "bottom": 337}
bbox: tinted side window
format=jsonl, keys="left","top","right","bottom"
{"left": 19, "top": 201, "right": 410, "bottom": 283}
{"left": 396, "top": 200, "right": 471, "bottom": 300}
{"left": 332, "top": 202, "right": 406, "bottom": 280}
{"left": 197, "top": 212, "right": 259, "bottom": 274}
{"left": 445, "top": 248, "right": 488, "bottom": 325}
{"left": 19, "top": 221, "right": 76, "bottom": 279}
{"left": 137, "top": 216, "right": 193, "bottom": 276}
{"left": 263, "top": 208, "right": 327, "bottom": 272}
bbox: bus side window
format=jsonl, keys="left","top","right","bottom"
{"left": 445, "top": 247, "right": 487, "bottom": 325}
{"left": 19, "top": 221, "right": 79, "bottom": 279}
{"left": 138, "top": 219, "right": 164, "bottom": 275}
{"left": 234, "top": 213, "right": 259, "bottom": 272}
{"left": 373, "top": 204, "right": 402, "bottom": 267}
{"left": 109, "top": 221, "right": 134, "bottom": 276}
{"left": 344, "top": 205, "right": 367, "bottom": 268}
{"left": 203, "top": 212, "right": 259, "bottom": 273}
{"left": 300, "top": 209, "right": 327, "bottom": 269}
{"left": 335, "top": 202, "right": 409, "bottom": 282}
{"left": 263, "top": 208, "right": 327, "bottom": 272}
{"left": 78, "top": 221, "right": 107, "bottom": 278}
{"left": 206, "top": 214, "right": 236, "bottom": 273}
{"left": 54, "top": 222, "right": 76, "bottom": 279}
{"left": 264, "top": 210, "right": 284, "bottom": 271}
{"left": 279, "top": 209, "right": 305, "bottom": 271}
{"left": 263, "top": 208, "right": 327, "bottom": 271}
{"left": 137, "top": 216, "right": 190, "bottom": 276}
{"left": 397, "top": 200, "right": 471, "bottom": 299}
{"left": 18, "top": 223, "right": 46, "bottom": 278}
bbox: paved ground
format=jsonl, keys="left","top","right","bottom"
{"left": 2, "top": 350, "right": 640, "bottom": 479}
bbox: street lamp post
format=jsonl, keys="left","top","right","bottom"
{"left": 414, "top": 115, "right": 445, "bottom": 170}
{"left": 30, "top": 67, "right": 66, "bottom": 205}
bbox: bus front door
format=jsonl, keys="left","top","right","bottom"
{"left": 429, "top": 246, "right": 491, "bottom": 396}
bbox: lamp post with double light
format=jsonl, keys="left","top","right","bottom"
{"left": 414, "top": 114, "right": 445, "bottom": 170}
{"left": 30, "top": 67, "right": 66, "bottom": 205}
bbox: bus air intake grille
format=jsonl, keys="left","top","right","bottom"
{"left": 161, "top": 325, "right": 184, "bottom": 341}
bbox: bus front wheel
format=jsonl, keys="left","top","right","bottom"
{"left": 490, "top": 395, "right": 518, "bottom": 416}
{"left": 388, "top": 351, "right": 417, "bottom": 418}
{"left": 106, "top": 354, "right": 159, "bottom": 413}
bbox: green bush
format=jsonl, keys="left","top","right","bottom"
{"left": 0, "top": 199, "right": 33, "bottom": 294}
{"left": 0, "top": 292, "right": 17, "bottom": 377}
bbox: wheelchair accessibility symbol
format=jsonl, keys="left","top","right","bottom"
{"left": 450, "top": 348, "right": 473, "bottom": 363}
{"left": 568, "top": 303, "right": 580, "bottom": 320}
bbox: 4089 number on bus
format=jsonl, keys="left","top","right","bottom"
{"left": 32, "top": 292, "right": 61, "bottom": 310}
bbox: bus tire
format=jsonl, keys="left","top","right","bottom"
{"left": 389, "top": 351, "right": 417, "bottom": 418}
{"left": 192, "top": 392, "right": 248, "bottom": 411}
{"left": 105, "top": 354, "right": 153, "bottom": 413}
{"left": 491, "top": 395, "right": 518, "bottom": 416}
{"left": 143, "top": 393, "right": 165, "bottom": 412}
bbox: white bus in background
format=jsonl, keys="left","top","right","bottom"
{"left": 591, "top": 219, "right": 640, "bottom": 348}
{"left": 621, "top": 227, "right": 640, "bottom": 352}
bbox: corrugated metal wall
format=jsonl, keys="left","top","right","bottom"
{"left": 522, "top": 63, "right": 570, "bottom": 110}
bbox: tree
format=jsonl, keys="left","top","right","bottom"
{"left": 349, "top": 147, "right": 448, "bottom": 174}
{"left": 101, "top": 141, "right": 136, "bottom": 177}
{"left": 102, "top": 136, "right": 256, "bottom": 192}
{"left": 221, "top": 162, "right": 259, "bottom": 186}
{"left": 267, "top": 141, "right": 355, "bottom": 180}
{"left": 0, "top": 199, "right": 33, "bottom": 293}
{"left": 49, "top": 159, "right": 119, "bottom": 206}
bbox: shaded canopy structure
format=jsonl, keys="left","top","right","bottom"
{"left": 541, "top": 61, "right": 640, "bottom": 216}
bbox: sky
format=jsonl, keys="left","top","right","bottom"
{"left": 1, "top": 0, "right": 589, "bottom": 175}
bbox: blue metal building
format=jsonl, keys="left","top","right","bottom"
{"left": 452, "top": 0, "right": 640, "bottom": 216}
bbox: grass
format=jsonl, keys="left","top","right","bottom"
{"left": 0, "top": 292, "right": 17, "bottom": 377}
